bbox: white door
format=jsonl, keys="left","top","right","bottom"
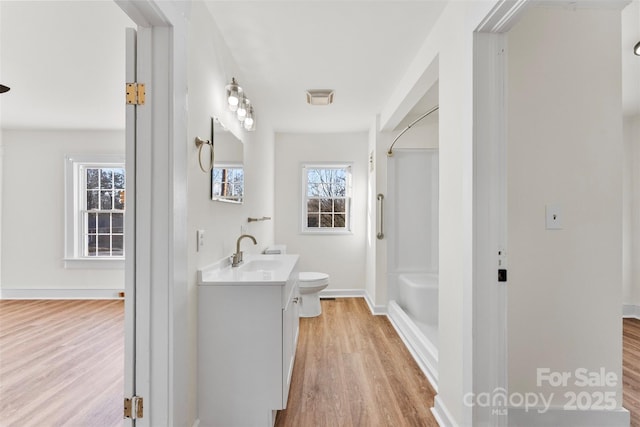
{"left": 124, "top": 26, "right": 151, "bottom": 426}
{"left": 124, "top": 26, "right": 136, "bottom": 427}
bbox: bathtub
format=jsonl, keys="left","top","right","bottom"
{"left": 397, "top": 273, "right": 438, "bottom": 329}
{"left": 388, "top": 272, "right": 439, "bottom": 390}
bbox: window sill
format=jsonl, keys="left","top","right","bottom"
{"left": 300, "top": 230, "right": 353, "bottom": 236}
{"left": 64, "top": 258, "right": 125, "bottom": 270}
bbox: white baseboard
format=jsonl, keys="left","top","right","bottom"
{"left": 623, "top": 304, "right": 640, "bottom": 319}
{"left": 0, "top": 288, "right": 124, "bottom": 300}
{"left": 319, "top": 289, "right": 365, "bottom": 298}
{"left": 508, "top": 406, "right": 629, "bottom": 426}
{"left": 387, "top": 301, "right": 438, "bottom": 392}
{"left": 364, "top": 292, "right": 387, "bottom": 315}
{"left": 432, "top": 395, "right": 457, "bottom": 427}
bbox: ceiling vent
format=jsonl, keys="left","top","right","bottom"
{"left": 306, "top": 90, "right": 334, "bottom": 106}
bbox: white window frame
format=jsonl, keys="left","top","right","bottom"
{"left": 300, "top": 163, "right": 353, "bottom": 235}
{"left": 64, "top": 154, "right": 125, "bottom": 269}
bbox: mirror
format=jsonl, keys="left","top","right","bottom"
{"left": 211, "top": 117, "right": 244, "bottom": 204}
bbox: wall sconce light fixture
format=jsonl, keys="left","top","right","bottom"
{"left": 225, "top": 78, "right": 255, "bottom": 131}
{"left": 635, "top": 41, "right": 640, "bottom": 56}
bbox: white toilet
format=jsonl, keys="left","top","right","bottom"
{"left": 265, "top": 246, "right": 330, "bottom": 317}
{"left": 298, "top": 272, "right": 330, "bottom": 317}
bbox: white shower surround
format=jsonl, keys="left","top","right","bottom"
{"left": 385, "top": 148, "right": 439, "bottom": 389}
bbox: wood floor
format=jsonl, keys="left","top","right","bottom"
{"left": 275, "top": 298, "right": 439, "bottom": 427}
{"left": 624, "top": 318, "right": 640, "bottom": 427}
{"left": 0, "top": 299, "right": 124, "bottom": 427}
{"left": 4, "top": 300, "right": 640, "bottom": 426}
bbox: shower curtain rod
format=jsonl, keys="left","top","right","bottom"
{"left": 387, "top": 105, "right": 439, "bottom": 157}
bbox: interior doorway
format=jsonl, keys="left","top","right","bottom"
{"left": 0, "top": 1, "right": 134, "bottom": 424}
{"left": 474, "top": 1, "right": 633, "bottom": 425}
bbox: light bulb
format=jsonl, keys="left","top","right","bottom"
{"left": 237, "top": 98, "right": 249, "bottom": 121}
{"left": 244, "top": 116, "right": 254, "bottom": 130}
{"left": 228, "top": 93, "right": 239, "bottom": 107}
{"left": 225, "top": 78, "right": 243, "bottom": 112}
{"left": 244, "top": 106, "right": 255, "bottom": 130}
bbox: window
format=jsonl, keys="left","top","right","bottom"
{"left": 65, "top": 155, "right": 125, "bottom": 268}
{"left": 83, "top": 166, "right": 125, "bottom": 256}
{"left": 302, "top": 164, "right": 352, "bottom": 233}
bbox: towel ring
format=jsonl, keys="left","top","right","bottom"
{"left": 195, "top": 137, "right": 214, "bottom": 173}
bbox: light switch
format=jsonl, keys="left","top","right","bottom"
{"left": 545, "top": 205, "right": 562, "bottom": 230}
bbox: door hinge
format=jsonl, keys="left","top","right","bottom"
{"left": 124, "top": 396, "right": 143, "bottom": 419}
{"left": 126, "top": 83, "right": 146, "bottom": 105}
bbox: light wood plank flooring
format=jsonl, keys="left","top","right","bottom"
{"left": 0, "top": 299, "right": 124, "bottom": 427}
{"left": 5, "top": 300, "right": 640, "bottom": 426}
{"left": 624, "top": 318, "right": 640, "bottom": 427}
{"left": 275, "top": 298, "right": 439, "bottom": 427}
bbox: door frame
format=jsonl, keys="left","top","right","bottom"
{"left": 115, "top": 1, "right": 189, "bottom": 426}
{"left": 472, "top": 0, "right": 530, "bottom": 425}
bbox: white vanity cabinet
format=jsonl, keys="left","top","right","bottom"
{"left": 197, "top": 255, "right": 300, "bottom": 427}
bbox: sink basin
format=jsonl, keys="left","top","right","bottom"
{"left": 238, "top": 259, "right": 282, "bottom": 272}
{"left": 198, "top": 254, "right": 299, "bottom": 285}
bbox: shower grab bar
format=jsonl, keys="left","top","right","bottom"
{"left": 377, "top": 193, "right": 384, "bottom": 240}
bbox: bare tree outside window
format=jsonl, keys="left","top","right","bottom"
{"left": 212, "top": 165, "right": 244, "bottom": 203}
{"left": 83, "top": 167, "right": 125, "bottom": 257}
{"left": 303, "top": 166, "right": 351, "bottom": 231}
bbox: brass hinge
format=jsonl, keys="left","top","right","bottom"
{"left": 126, "top": 83, "right": 146, "bottom": 105}
{"left": 124, "top": 396, "right": 143, "bottom": 419}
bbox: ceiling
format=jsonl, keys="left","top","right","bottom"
{"left": 0, "top": 1, "right": 134, "bottom": 131}
{"left": 204, "top": 1, "right": 447, "bottom": 133}
{"left": 1, "top": 1, "right": 638, "bottom": 132}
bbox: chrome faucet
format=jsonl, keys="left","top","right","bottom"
{"left": 232, "top": 234, "right": 257, "bottom": 267}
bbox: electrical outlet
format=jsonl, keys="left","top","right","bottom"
{"left": 197, "top": 230, "right": 205, "bottom": 251}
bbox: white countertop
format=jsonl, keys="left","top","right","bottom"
{"left": 197, "top": 254, "right": 299, "bottom": 286}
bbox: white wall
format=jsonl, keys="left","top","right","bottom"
{"left": 378, "top": 2, "right": 500, "bottom": 424}
{"left": 1, "top": 129, "right": 124, "bottom": 294}
{"left": 365, "top": 119, "right": 379, "bottom": 307}
{"left": 622, "top": 0, "right": 640, "bottom": 312}
{"left": 507, "top": 5, "right": 624, "bottom": 415}
{"left": 624, "top": 115, "right": 640, "bottom": 309}
{"left": 374, "top": 125, "right": 391, "bottom": 307}
{"left": 274, "top": 132, "right": 367, "bottom": 291}
{"left": 622, "top": 0, "right": 640, "bottom": 117}
{"left": 186, "top": 3, "right": 275, "bottom": 423}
